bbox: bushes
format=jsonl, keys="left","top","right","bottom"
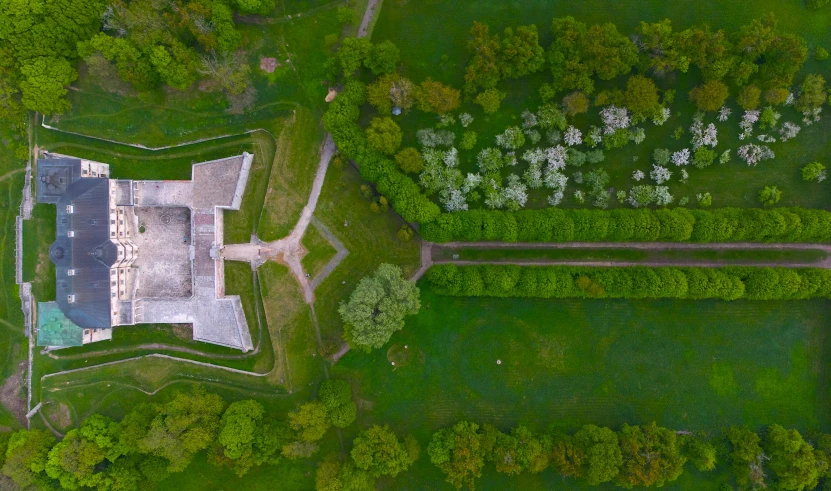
{"left": 426, "top": 264, "right": 831, "bottom": 301}
{"left": 420, "top": 208, "right": 831, "bottom": 243}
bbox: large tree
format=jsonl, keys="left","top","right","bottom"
{"left": 428, "top": 421, "right": 486, "bottom": 490}
{"left": 365, "top": 117, "right": 402, "bottom": 155}
{"left": 339, "top": 263, "right": 421, "bottom": 351}
{"left": 215, "top": 399, "right": 292, "bottom": 476}
{"left": 726, "top": 426, "right": 767, "bottom": 490}
{"left": 615, "top": 423, "right": 686, "bottom": 488}
{"left": 498, "top": 24, "right": 545, "bottom": 79}
{"left": 351, "top": 425, "right": 414, "bottom": 477}
{"left": 624, "top": 75, "right": 660, "bottom": 121}
{"left": 319, "top": 379, "right": 357, "bottom": 429}
{"left": 765, "top": 425, "right": 826, "bottom": 491}
{"left": 688, "top": 80, "right": 729, "bottom": 111}
{"left": 573, "top": 425, "right": 623, "bottom": 485}
{"left": 2, "top": 430, "right": 55, "bottom": 489}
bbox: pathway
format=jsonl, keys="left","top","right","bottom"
{"left": 358, "top": 0, "right": 383, "bottom": 37}
{"left": 410, "top": 241, "right": 831, "bottom": 281}
{"left": 310, "top": 216, "right": 349, "bottom": 291}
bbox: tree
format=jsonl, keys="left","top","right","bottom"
{"left": 581, "top": 23, "right": 638, "bottom": 80}
{"left": 624, "top": 75, "right": 660, "bottom": 121}
{"left": 689, "top": 81, "right": 729, "bottom": 111}
{"left": 395, "top": 148, "right": 423, "bottom": 173}
{"left": 366, "top": 117, "right": 402, "bottom": 155}
{"left": 765, "top": 425, "right": 825, "bottom": 491}
{"left": 215, "top": 400, "right": 290, "bottom": 476}
{"left": 474, "top": 88, "right": 506, "bottom": 114}
{"left": 615, "top": 423, "right": 686, "bottom": 488}
{"left": 764, "top": 87, "right": 791, "bottom": 105}
{"left": 415, "top": 79, "right": 461, "bottom": 114}
{"left": 428, "top": 421, "right": 485, "bottom": 490}
{"left": 2, "top": 430, "right": 55, "bottom": 489}
{"left": 367, "top": 74, "right": 414, "bottom": 114}
{"left": 365, "top": 40, "right": 400, "bottom": 75}
{"left": 635, "top": 19, "right": 682, "bottom": 76}
{"left": 573, "top": 425, "right": 622, "bottom": 485}
{"left": 726, "top": 426, "right": 767, "bottom": 490}
{"left": 137, "top": 387, "right": 225, "bottom": 473}
{"left": 18, "top": 57, "right": 77, "bottom": 114}
{"left": 802, "top": 162, "right": 827, "bottom": 182}
{"left": 45, "top": 427, "right": 108, "bottom": 489}
{"left": 562, "top": 91, "right": 589, "bottom": 116}
{"left": 315, "top": 454, "right": 375, "bottom": 491}
{"left": 337, "top": 37, "right": 372, "bottom": 76}
{"left": 351, "top": 425, "right": 413, "bottom": 477}
{"left": 336, "top": 6, "right": 357, "bottom": 25}
{"left": 759, "top": 186, "right": 782, "bottom": 206}
{"left": 737, "top": 85, "right": 762, "bottom": 110}
{"left": 498, "top": 25, "right": 545, "bottom": 78}
{"left": 464, "top": 21, "right": 502, "bottom": 94}
{"left": 684, "top": 437, "right": 717, "bottom": 471}
{"left": 319, "top": 379, "right": 357, "bottom": 429}
{"left": 795, "top": 74, "right": 827, "bottom": 111}
{"left": 288, "top": 402, "right": 330, "bottom": 443}
{"left": 339, "top": 264, "right": 420, "bottom": 351}
{"left": 548, "top": 17, "right": 594, "bottom": 94}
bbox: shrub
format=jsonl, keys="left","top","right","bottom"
{"left": 816, "top": 47, "right": 829, "bottom": 61}
{"left": 689, "top": 81, "right": 729, "bottom": 112}
{"left": 758, "top": 186, "right": 782, "bottom": 207}
{"left": 394, "top": 148, "right": 423, "bottom": 173}
{"left": 474, "top": 88, "right": 506, "bottom": 114}
{"left": 693, "top": 147, "right": 716, "bottom": 169}
{"left": 336, "top": 6, "right": 356, "bottom": 25}
{"left": 562, "top": 91, "right": 590, "bottom": 116}
{"left": 737, "top": 85, "right": 761, "bottom": 110}
{"left": 415, "top": 79, "right": 461, "bottom": 114}
{"left": 366, "top": 117, "right": 402, "bottom": 155}
{"left": 802, "top": 162, "right": 827, "bottom": 182}
{"left": 459, "top": 131, "right": 478, "bottom": 150}
{"left": 807, "top": 0, "right": 831, "bottom": 9}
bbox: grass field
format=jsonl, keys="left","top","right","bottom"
{"left": 369, "top": 0, "right": 831, "bottom": 211}
{"left": 301, "top": 222, "right": 338, "bottom": 279}
{"left": 432, "top": 246, "right": 830, "bottom": 264}
{"left": 333, "top": 285, "right": 831, "bottom": 489}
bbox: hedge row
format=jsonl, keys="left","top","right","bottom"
{"left": 426, "top": 264, "right": 831, "bottom": 300}
{"left": 421, "top": 207, "right": 831, "bottom": 243}
{"left": 324, "top": 80, "right": 831, "bottom": 244}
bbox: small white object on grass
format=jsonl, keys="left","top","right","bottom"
{"left": 391, "top": 362, "right": 395, "bottom": 366}
{"left": 497, "top": 359, "right": 502, "bottom": 365}
{"left": 404, "top": 345, "right": 408, "bottom": 349}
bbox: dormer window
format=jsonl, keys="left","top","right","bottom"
{"left": 66, "top": 205, "right": 74, "bottom": 214}
{"left": 67, "top": 269, "right": 75, "bottom": 276}
{"left": 67, "top": 294, "right": 76, "bottom": 303}
{"left": 67, "top": 231, "right": 74, "bottom": 237}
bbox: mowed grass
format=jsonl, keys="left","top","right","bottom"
{"left": 22, "top": 204, "right": 56, "bottom": 302}
{"left": 332, "top": 286, "right": 831, "bottom": 489}
{"left": 301, "top": 222, "right": 338, "bottom": 279}
{"left": 371, "top": 0, "right": 831, "bottom": 211}
{"left": 432, "top": 246, "right": 830, "bottom": 264}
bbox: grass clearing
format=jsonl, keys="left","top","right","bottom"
{"left": 333, "top": 285, "right": 831, "bottom": 489}
{"left": 432, "top": 246, "right": 830, "bottom": 264}
{"left": 257, "top": 261, "right": 324, "bottom": 389}
{"left": 301, "top": 222, "right": 338, "bottom": 279}
{"left": 23, "top": 204, "right": 56, "bottom": 301}
{"left": 313, "top": 163, "right": 421, "bottom": 350}
{"left": 258, "top": 107, "right": 324, "bottom": 241}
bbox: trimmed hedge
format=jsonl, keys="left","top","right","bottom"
{"left": 420, "top": 208, "right": 831, "bottom": 243}
{"left": 426, "top": 264, "right": 831, "bottom": 301}
{"left": 324, "top": 80, "right": 831, "bottom": 244}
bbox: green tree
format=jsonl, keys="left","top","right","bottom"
{"left": 562, "top": 91, "right": 589, "bottom": 116}
{"left": 428, "top": 421, "right": 485, "bottom": 490}
{"left": 759, "top": 186, "right": 782, "bottom": 206}
{"left": 726, "top": 426, "right": 766, "bottom": 490}
{"left": 319, "top": 379, "right": 357, "bottom": 429}
{"left": 415, "top": 79, "right": 461, "bottom": 114}
{"left": 315, "top": 454, "right": 375, "bottom": 491}
{"left": 581, "top": 23, "right": 638, "bottom": 80}
{"left": 351, "top": 425, "right": 413, "bottom": 477}
{"left": 689, "top": 80, "right": 729, "bottom": 111}
{"left": 288, "top": 402, "right": 330, "bottom": 443}
{"left": 336, "top": 6, "right": 357, "bottom": 25}
{"left": 365, "top": 40, "right": 400, "bottom": 75}
{"left": 474, "top": 88, "right": 506, "bottom": 114}
{"left": 624, "top": 75, "right": 660, "bottom": 121}
{"left": 337, "top": 37, "right": 372, "bottom": 76}
{"left": 684, "top": 437, "right": 717, "bottom": 471}
{"left": 394, "top": 148, "right": 423, "bottom": 173}
{"left": 18, "top": 56, "right": 77, "bottom": 114}
{"left": 459, "top": 131, "right": 478, "bottom": 150}
{"left": 45, "top": 428, "right": 108, "bottom": 490}
{"left": 615, "top": 423, "right": 686, "bottom": 488}
{"left": 366, "top": 117, "right": 402, "bottom": 155}
{"left": 498, "top": 25, "right": 545, "bottom": 78}
{"left": 215, "top": 400, "right": 290, "bottom": 476}
{"left": 573, "top": 425, "right": 623, "bottom": 485}
{"left": 339, "top": 263, "right": 421, "bottom": 351}
{"left": 802, "top": 162, "right": 827, "bottom": 182}
{"left": 464, "top": 21, "right": 502, "bottom": 95}
{"left": 635, "top": 19, "right": 682, "bottom": 76}
{"left": 2, "top": 430, "right": 55, "bottom": 489}
{"left": 367, "top": 73, "right": 414, "bottom": 114}
{"left": 796, "top": 74, "right": 827, "bottom": 111}
{"left": 548, "top": 17, "right": 594, "bottom": 94}
{"left": 765, "top": 425, "right": 825, "bottom": 491}
{"left": 737, "top": 85, "right": 762, "bottom": 110}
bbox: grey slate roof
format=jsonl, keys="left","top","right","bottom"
{"left": 51, "top": 178, "right": 114, "bottom": 328}
{"left": 36, "top": 158, "right": 83, "bottom": 204}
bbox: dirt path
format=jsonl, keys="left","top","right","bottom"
{"left": 358, "top": 0, "right": 383, "bottom": 37}
{"left": 310, "top": 216, "right": 349, "bottom": 291}
{"left": 0, "top": 168, "right": 24, "bottom": 183}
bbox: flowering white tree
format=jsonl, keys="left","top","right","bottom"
{"left": 459, "top": 113, "right": 474, "bottom": 127}
{"left": 564, "top": 126, "right": 583, "bottom": 146}
{"left": 653, "top": 186, "right": 674, "bottom": 206}
{"left": 786, "top": 93, "right": 795, "bottom": 106}
{"left": 548, "top": 191, "right": 565, "bottom": 206}
{"left": 523, "top": 162, "right": 543, "bottom": 189}
{"left": 521, "top": 148, "right": 546, "bottom": 165}
{"left": 461, "top": 173, "right": 482, "bottom": 193}
{"left": 632, "top": 170, "right": 645, "bottom": 181}
{"left": 737, "top": 144, "right": 774, "bottom": 166}
{"left": 476, "top": 148, "right": 503, "bottom": 173}
{"left": 573, "top": 190, "right": 585, "bottom": 203}
{"left": 650, "top": 164, "right": 672, "bottom": 184}
{"left": 600, "top": 106, "right": 630, "bottom": 134}
{"left": 544, "top": 167, "right": 568, "bottom": 191}
{"left": 419, "top": 155, "right": 462, "bottom": 195}
{"left": 417, "top": 128, "right": 455, "bottom": 147}
{"left": 671, "top": 148, "right": 691, "bottom": 166}
{"left": 502, "top": 174, "right": 528, "bottom": 210}
{"left": 504, "top": 151, "right": 518, "bottom": 167}
{"left": 586, "top": 126, "right": 602, "bottom": 148}
{"left": 495, "top": 126, "right": 526, "bottom": 150}
{"left": 717, "top": 106, "right": 732, "bottom": 122}
{"left": 802, "top": 107, "right": 822, "bottom": 126}
{"left": 739, "top": 110, "right": 760, "bottom": 140}
{"left": 719, "top": 149, "right": 731, "bottom": 164}
{"left": 483, "top": 177, "right": 505, "bottom": 209}
{"left": 525, "top": 129, "right": 542, "bottom": 145}
{"left": 443, "top": 147, "right": 459, "bottom": 168}
{"left": 757, "top": 134, "right": 777, "bottom": 144}
{"left": 680, "top": 169, "right": 689, "bottom": 183}
{"left": 440, "top": 187, "right": 468, "bottom": 212}
{"left": 690, "top": 120, "right": 718, "bottom": 149}
{"left": 544, "top": 145, "right": 569, "bottom": 170}
{"left": 629, "top": 127, "right": 646, "bottom": 145}
{"left": 652, "top": 107, "right": 671, "bottom": 126}
{"left": 778, "top": 122, "right": 801, "bottom": 142}
{"left": 521, "top": 110, "right": 538, "bottom": 129}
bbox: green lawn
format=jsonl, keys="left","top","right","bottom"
{"left": 369, "top": 0, "right": 831, "bottom": 211}
{"left": 301, "top": 222, "right": 338, "bottom": 279}
{"left": 333, "top": 286, "right": 831, "bottom": 489}
{"left": 432, "top": 246, "right": 830, "bottom": 264}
